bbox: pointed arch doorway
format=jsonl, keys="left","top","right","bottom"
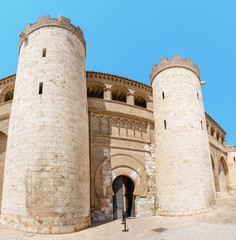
{"left": 112, "top": 176, "right": 135, "bottom": 219}
{"left": 219, "top": 156, "right": 229, "bottom": 197}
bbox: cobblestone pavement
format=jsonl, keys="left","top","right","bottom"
{"left": 139, "top": 223, "right": 236, "bottom": 240}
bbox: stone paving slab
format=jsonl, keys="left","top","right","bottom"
{"left": 140, "top": 223, "right": 236, "bottom": 240}
{"left": 0, "top": 236, "right": 18, "bottom": 240}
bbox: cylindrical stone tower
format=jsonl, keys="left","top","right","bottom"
{"left": 1, "top": 16, "right": 90, "bottom": 234}
{"left": 151, "top": 55, "right": 216, "bottom": 216}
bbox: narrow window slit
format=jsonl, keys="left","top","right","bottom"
{"left": 197, "top": 93, "right": 199, "bottom": 100}
{"left": 164, "top": 120, "right": 167, "bottom": 130}
{"left": 201, "top": 120, "right": 203, "bottom": 130}
{"left": 162, "top": 91, "right": 165, "bottom": 99}
{"left": 39, "top": 82, "right": 43, "bottom": 94}
{"left": 42, "top": 48, "right": 46, "bottom": 57}
{"left": 234, "top": 157, "right": 235, "bottom": 162}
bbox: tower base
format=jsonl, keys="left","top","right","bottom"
{"left": 158, "top": 207, "right": 215, "bottom": 216}
{"left": 0, "top": 214, "right": 90, "bottom": 234}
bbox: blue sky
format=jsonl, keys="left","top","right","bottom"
{"left": 0, "top": 0, "right": 235, "bottom": 145}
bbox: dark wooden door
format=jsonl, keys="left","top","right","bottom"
{"left": 112, "top": 176, "right": 135, "bottom": 219}
{"left": 112, "top": 176, "right": 123, "bottom": 219}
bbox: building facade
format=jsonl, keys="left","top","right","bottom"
{"left": 0, "top": 16, "right": 235, "bottom": 234}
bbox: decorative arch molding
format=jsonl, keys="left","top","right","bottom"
{"left": 110, "top": 85, "right": 129, "bottom": 103}
{"left": 0, "top": 131, "right": 8, "bottom": 150}
{"left": 110, "top": 84, "right": 130, "bottom": 95}
{"left": 133, "top": 90, "right": 150, "bottom": 102}
{"left": 219, "top": 156, "right": 229, "bottom": 175}
{"left": 218, "top": 156, "right": 229, "bottom": 196}
{"left": 94, "top": 154, "right": 148, "bottom": 199}
{"left": 87, "top": 81, "right": 106, "bottom": 99}
{"left": 0, "top": 124, "right": 9, "bottom": 137}
{"left": 0, "top": 83, "right": 15, "bottom": 103}
{"left": 87, "top": 80, "right": 107, "bottom": 91}
{"left": 0, "top": 83, "right": 15, "bottom": 95}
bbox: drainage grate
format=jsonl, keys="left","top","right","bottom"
{"left": 152, "top": 227, "right": 168, "bottom": 233}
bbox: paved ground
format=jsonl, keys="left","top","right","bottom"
{"left": 0, "top": 237, "right": 19, "bottom": 240}
{"left": 0, "top": 195, "right": 235, "bottom": 240}
{"left": 140, "top": 224, "right": 236, "bottom": 240}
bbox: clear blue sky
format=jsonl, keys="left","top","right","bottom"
{"left": 0, "top": 0, "right": 235, "bottom": 145}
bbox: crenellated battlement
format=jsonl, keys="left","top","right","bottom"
{"left": 227, "top": 145, "right": 236, "bottom": 152}
{"left": 19, "top": 15, "right": 86, "bottom": 52}
{"left": 150, "top": 55, "right": 200, "bottom": 85}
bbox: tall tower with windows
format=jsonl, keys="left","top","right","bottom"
{"left": 151, "top": 55, "right": 216, "bottom": 215}
{"left": 1, "top": 16, "right": 90, "bottom": 234}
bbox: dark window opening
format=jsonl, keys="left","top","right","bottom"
{"left": 234, "top": 157, "right": 236, "bottom": 162}
{"left": 201, "top": 120, "right": 203, "bottom": 130}
{"left": 164, "top": 120, "right": 167, "bottom": 130}
{"left": 39, "top": 82, "right": 43, "bottom": 94}
{"left": 211, "top": 127, "right": 214, "bottom": 136}
{"left": 162, "top": 91, "right": 165, "bottom": 99}
{"left": 197, "top": 93, "right": 199, "bottom": 100}
{"left": 134, "top": 95, "right": 146, "bottom": 108}
{"left": 112, "top": 89, "right": 127, "bottom": 103}
{"left": 4, "top": 89, "right": 14, "bottom": 102}
{"left": 87, "top": 85, "right": 104, "bottom": 98}
{"left": 42, "top": 48, "right": 46, "bottom": 57}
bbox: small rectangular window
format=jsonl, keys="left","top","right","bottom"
{"left": 164, "top": 120, "right": 167, "bottom": 130}
{"left": 201, "top": 120, "right": 203, "bottom": 130}
{"left": 197, "top": 93, "right": 199, "bottom": 100}
{"left": 39, "top": 82, "right": 43, "bottom": 94}
{"left": 162, "top": 91, "right": 165, "bottom": 99}
{"left": 42, "top": 48, "right": 46, "bottom": 57}
{"left": 234, "top": 157, "right": 236, "bottom": 162}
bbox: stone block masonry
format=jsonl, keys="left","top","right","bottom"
{"left": 151, "top": 56, "right": 216, "bottom": 215}
{"left": 0, "top": 16, "right": 90, "bottom": 234}
{"left": 0, "top": 14, "right": 234, "bottom": 235}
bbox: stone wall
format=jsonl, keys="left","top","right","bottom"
{"left": 209, "top": 143, "right": 228, "bottom": 198}
{"left": 0, "top": 132, "right": 7, "bottom": 214}
{"left": 87, "top": 72, "right": 156, "bottom": 221}
{"left": 136, "top": 143, "right": 157, "bottom": 217}
{"left": 1, "top": 17, "right": 90, "bottom": 234}
{"left": 0, "top": 48, "right": 235, "bottom": 230}
{"left": 227, "top": 146, "right": 236, "bottom": 191}
{"left": 151, "top": 56, "right": 216, "bottom": 216}
{"left": 0, "top": 67, "right": 234, "bottom": 224}
{"left": 89, "top": 110, "right": 156, "bottom": 221}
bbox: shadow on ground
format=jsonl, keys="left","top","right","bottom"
{"left": 0, "top": 195, "right": 235, "bottom": 240}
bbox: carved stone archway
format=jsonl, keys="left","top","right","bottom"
{"left": 94, "top": 154, "right": 148, "bottom": 200}
{"left": 0, "top": 84, "right": 14, "bottom": 103}
{"left": 219, "top": 156, "right": 229, "bottom": 197}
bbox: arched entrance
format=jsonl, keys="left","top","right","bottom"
{"left": 0, "top": 131, "right": 7, "bottom": 213}
{"left": 219, "top": 157, "right": 228, "bottom": 197}
{"left": 112, "top": 176, "right": 135, "bottom": 219}
{"left": 211, "top": 156, "right": 219, "bottom": 192}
